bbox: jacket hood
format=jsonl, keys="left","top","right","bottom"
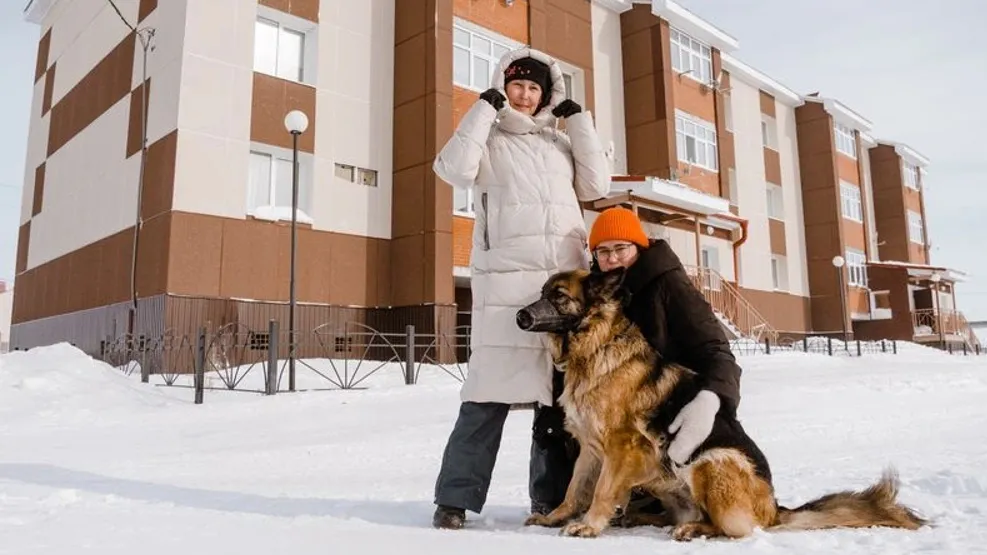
{"left": 490, "top": 47, "right": 567, "bottom": 134}
{"left": 619, "top": 239, "right": 686, "bottom": 295}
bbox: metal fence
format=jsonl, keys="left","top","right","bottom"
{"left": 84, "top": 317, "right": 987, "bottom": 405}
{"left": 726, "top": 334, "right": 903, "bottom": 357}
{"left": 98, "top": 320, "right": 471, "bottom": 403}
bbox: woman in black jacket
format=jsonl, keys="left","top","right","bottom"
{"left": 532, "top": 205, "right": 744, "bottom": 519}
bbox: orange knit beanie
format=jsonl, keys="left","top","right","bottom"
{"left": 588, "top": 207, "right": 650, "bottom": 251}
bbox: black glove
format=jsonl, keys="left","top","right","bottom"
{"left": 479, "top": 88, "right": 506, "bottom": 111}
{"left": 552, "top": 99, "right": 582, "bottom": 119}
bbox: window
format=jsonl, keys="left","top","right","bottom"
{"left": 453, "top": 21, "right": 515, "bottom": 92}
{"left": 554, "top": 58, "right": 587, "bottom": 106}
{"left": 765, "top": 183, "right": 784, "bottom": 219}
{"left": 840, "top": 181, "right": 863, "bottom": 222}
{"left": 248, "top": 150, "right": 312, "bottom": 221}
{"left": 454, "top": 187, "right": 475, "bottom": 216}
{"left": 675, "top": 111, "right": 718, "bottom": 171}
{"left": 845, "top": 249, "right": 867, "bottom": 288}
{"left": 254, "top": 17, "right": 305, "bottom": 82}
{"left": 761, "top": 115, "right": 778, "bottom": 150}
{"left": 669, "top": 27, "right": 712, "bottom": 84}
{"left": 907, "top": 210, "right": 924, "bottom": 244}
{"left": 700, "top": 246, "right": 721, "bottom": 290}
{"left": 335, "top": 163, "right": 378, "bottom": 187}
{"left": 903, "top": 162, "right": 919, "bottom": 190}
{"left": 771, "top": 255, "right": 789, "bottom": 291}
{"left": 834, "top": 122, "right": 856, "bottom": 158}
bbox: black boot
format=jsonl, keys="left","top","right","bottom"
{"left": 432, "top": 505, "right": 466, "bottom": 529}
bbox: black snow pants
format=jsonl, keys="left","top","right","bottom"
{"left": 433, "top": 370, "right": 577, "bottom": 514}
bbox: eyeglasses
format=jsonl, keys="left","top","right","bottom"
{"left": 593, "top": 243, "right": 636, "bottom": 261}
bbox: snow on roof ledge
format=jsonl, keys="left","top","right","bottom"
{"left": 607, "top": 176, "right": 730, "bottom": 216}
{"left": 592, "top": 0, "right": 635, "bottom": 12}
{"left": 23, "top": 0, "right": 54, "bottom": 24}
{"left": 802, "top": 95, "right": 873, "bottom": 132}
{"left": 720, "top": 54, "right": 801, "bottom": 106}
{"left": 877, "top": 140, "right": 931, "bottom": 167}
{"left": 651, "top": 0, "right": 740, "bottom": 54}
{"left": 868, "top": 260, "right": 968, "bottom": 282}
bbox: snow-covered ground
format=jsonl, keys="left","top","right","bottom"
{"left": 2, "top": 342, "right": 986, "bottom": 554}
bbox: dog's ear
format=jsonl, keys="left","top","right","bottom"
{"left": 584, "top": 267, "right": 627, "bottom": 300}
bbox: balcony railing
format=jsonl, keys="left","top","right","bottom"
{"left": 912, "top": 308, "right": 979, "bottom": 347}
{"left": 685, "top": 265, "right": 778, "bottom": 343}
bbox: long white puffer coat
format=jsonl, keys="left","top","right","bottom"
{"left": 433, "top": 47, "right": 611, "bottom": 406}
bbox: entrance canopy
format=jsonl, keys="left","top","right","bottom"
{"left": 866, "top": 260, "right": 968, "bottom": 283}
{"left": 591, "top": 176, "right": 742, "bottom": 237}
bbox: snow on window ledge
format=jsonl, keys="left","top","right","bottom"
{"left": 251, "top": 205, "right": 314, "bottom": 225}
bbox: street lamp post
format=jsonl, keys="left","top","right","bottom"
{"left": 930, "top": 273, "right": 944, "bottom": 348}
{"left": 832, "top": 255, "right": 848, "bottom": 347}
{"left": 283, "top": 109, "right": 309, "bottom": 392}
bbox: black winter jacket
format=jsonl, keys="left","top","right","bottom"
{"left": 614, "top": 239, "right": 743, "bottom": 415}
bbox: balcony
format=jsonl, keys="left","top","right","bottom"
{"left": 912, "top": 308, "right": 979, "bottom": 349}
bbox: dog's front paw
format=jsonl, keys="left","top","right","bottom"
{"left": 671, "top": 522, "right": 707, "bottom": 542}
{"left": 561, "top": 520, "right": 602, "bottom": 538}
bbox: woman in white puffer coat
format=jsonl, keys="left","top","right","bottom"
{"left": 431, "top": 47, "right": 611, "bottom": 529}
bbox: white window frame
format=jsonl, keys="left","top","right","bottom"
{"left": 907, "top": 210, "right": 924, "bottom": 245}
{"left": 554, "top": 58, "right": 587, "bottom": 107}
{"left": 845, "top": 248, "right": 868, "bottom": 288}
{"left": 770, "top": 254, "right": 789, "bottom": 292}
{"left": 669, "top": 27, "right": 712, "bottom": 84}
{"left": 700, "top": 245, "right": 721, "bottom": 291}
{"left": 765, "top": 182, "right": 784, "bottom": 220}
{"left": 247, "top": 145, "right": 314, "bottom": 224}
{"left": 454, "top": 187, "right": 476, "bottom": 217}
{"left": 253, "top": 8, "right": 318, "bottom": 86}
{"left": 834, "top": 122, "right": 857, "bottom": 159}
{"left": 334, "top": 163, "right": 378, "bottom": 188}
{"left": 902, "top": 162, "right": 919, "bottom": 190}
{"left": 675, "top": 110, "right": 718, "bottom": 172}
{"left": 452, "top": 19, "right": 523, "bottom": 93}
{"left": 839, "top": 181, "right": 863, "bottom": 223}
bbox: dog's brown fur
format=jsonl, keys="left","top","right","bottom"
{"left": 522, "top": 268, "right": 927, "bottom": 540}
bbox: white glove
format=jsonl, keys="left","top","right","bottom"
{"left": 667, "top": 390, "right": 720, "bottom": 465}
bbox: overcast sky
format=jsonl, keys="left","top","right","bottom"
{"left": 0, "top": 2, "right": 34, "bottom": 287}
{"left": 676, "top": 0, "right": 987, "bottom": 319}
{"left": 1, "top": 0, "right": 985, "bottom": 320}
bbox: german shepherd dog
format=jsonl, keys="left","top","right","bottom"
{"left": 515, "top": 267, "right": 927, "bottom": 540}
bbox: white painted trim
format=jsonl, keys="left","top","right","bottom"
{"left": 858, "top": 130, "right": 877, "bottom": 146}
{"left": 801, "top": 95, "right": 873, "bottom": 132}
{"left": 23, "top": 0, "right": 55, "bottom": 24}
{"left": 651, "top": 0, "right": 739, "bottom": 53}
{"left": 877, "top": 140, "right": 931, "bottom": 167}
{"left": 720, "top": 54, "right": 801, "bottom": 106}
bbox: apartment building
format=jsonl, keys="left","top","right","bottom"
{"left": 859, "top": 141, "right": 972, "bottom": 345}
{"left": 10, "top": 0, "right": 974, "bottom": 354}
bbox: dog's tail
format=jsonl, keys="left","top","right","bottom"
{"left": 770, "top": 467, "right": 927, "bottom": 532}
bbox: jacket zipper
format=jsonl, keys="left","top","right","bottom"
{"left": 481, "top": 192, "right": 490, "bottom": 250}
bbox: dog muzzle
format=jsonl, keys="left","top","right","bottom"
{"left": 516, "top": 299, "right": 580, "bottom": 333}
